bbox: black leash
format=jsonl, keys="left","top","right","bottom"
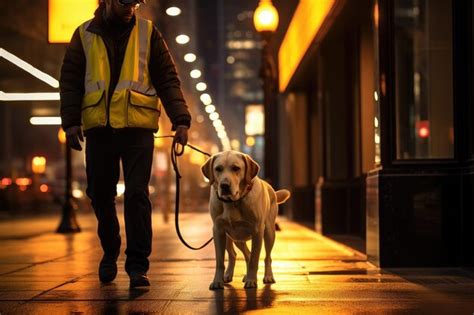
{"left": 155, "top": 135, "right": 213, "bottom": 250}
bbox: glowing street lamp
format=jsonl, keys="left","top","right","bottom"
{"left": 253, "top": 0, "right": 279, "bottom": 33}
{"left": 253, "top": 0, "right": 279, "bottom": 183}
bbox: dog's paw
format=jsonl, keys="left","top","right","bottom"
{"left": 209, "top": 281, "right": 224, "bottom": 290}
{"left": 263, "top": 275, "right": 275, "bottom": 284}
{"left": 244, "top": 279, "right": 258, "bottom": 289}
{"left": 223, "top": 274, "right": 233, "bottom": 283}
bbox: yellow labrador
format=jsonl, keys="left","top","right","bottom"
{"left": 201, "top": 151, "right": 290, "bottom": 290}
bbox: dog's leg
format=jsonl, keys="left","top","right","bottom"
{"left": 234, "top": 241, "right": 250, "bottom": 282}
{"left": 263, "top": 220, "right": 276, "bottom": 284}
{"left": 244, "top": 228, "right": 264, "bottom": 289}
{"left": 209, "top": 226, "right": 226, "bottom": 290}
{"left": 224, "top": 236, "right": 236, "bottom": 283}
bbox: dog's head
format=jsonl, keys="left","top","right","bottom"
{"left": 201, "top": 151, "right": 260, "bottom": 202}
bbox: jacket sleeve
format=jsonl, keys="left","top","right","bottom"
{"left": 149, "top": 26, "right": 191, "bottom": 130}
{"left": 59, "top": 28, "right": 85, "bottom": 130}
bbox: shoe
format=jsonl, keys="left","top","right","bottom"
{"left": 99, "top": 256, "right": 117, "bottom": 283}
{"left": 129, "top": 270, "right": 150, "bottom": 288}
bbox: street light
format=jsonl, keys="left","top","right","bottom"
{"left": 253, "top": 0, "right": 279, "bottom": 185}
{"left": 56, "top": 127, "right": 81, "bottom": 233}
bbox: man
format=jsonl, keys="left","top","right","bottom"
{"left": 59, "top": 0, "right": 191, "bottom": 288}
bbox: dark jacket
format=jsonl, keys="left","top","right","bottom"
{"left": 60, "top": 4, "right": 191, "bottom": 134}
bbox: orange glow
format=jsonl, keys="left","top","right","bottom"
{"left": 48, "top": 0, "right": 98, "bottom": 43}
{"left": 32, "top": 156, "right": 47, "bottom": 174}
{"left": 40, "top": 184, "right": 49, "bottom": 193}
{"left": 253, "top": 0, "right": 279, "bottom": 33}
{"left": 15, "top": 178, "right": 32, "bottom": 186}
{"left": 373, "top": 2, "right": 379, "bottom": 28}
{"left": 279, "top": 0, "right": 336, "bottom": 92}
{"left": 1, "top": 178, "right": 12, "bottom": 186}
{"left": 416, "top": 120, "right": 430, "bottom": 138}
{"left": 58, "top": 128, "right": 67, "bottom": 144}
{"left": 246, "top": 136, "right": 256, "bottom": 147}
{"left": 419, "top": 127, "right": 429, "bottom": 138}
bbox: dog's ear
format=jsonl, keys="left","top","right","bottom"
{"left": 243, "top": 154, "right": 260, "bottom": 185}
{"left": 201, "top": 155, "right": 215, "bottom": 185}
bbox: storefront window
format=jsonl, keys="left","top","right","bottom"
{"left": 394, "top": 0, "right": 454, "bottom": 159}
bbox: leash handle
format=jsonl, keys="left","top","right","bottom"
{"left": 173, "top": 140, "right": 185, "bottom": 157}
{"left": 170, "top": 137, "right": 213, "bottom": 250}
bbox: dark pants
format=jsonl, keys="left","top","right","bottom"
{"left": 85, "top": 128, "right": 154, "bottom": 274}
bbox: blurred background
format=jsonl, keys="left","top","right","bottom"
{"left": 0, "top": 0, "right": 296, "bottom": 219}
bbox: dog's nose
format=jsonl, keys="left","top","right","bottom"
{"left": 220, "top": 183, "right": 231, "bottom": 194}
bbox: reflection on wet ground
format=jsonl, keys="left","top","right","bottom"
{"left": 0, "top": 212, "right": 473, "bottom": 314}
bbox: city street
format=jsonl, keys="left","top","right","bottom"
{"left": 0, "top": 211, "right": 473, "bottom": 314}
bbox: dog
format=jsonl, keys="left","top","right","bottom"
{"left": 201, "top": 151, "right": 290, "bottom": 290}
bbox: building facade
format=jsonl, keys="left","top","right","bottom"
{"left": 275, "top": 0, "right": 473, "bottom": 267}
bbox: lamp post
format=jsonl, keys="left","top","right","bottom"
{"left": 253, "top": 0, "right": 279, "bottom": 185}
{"left": 56, "top": 128, "right": 81, "bottom": 233}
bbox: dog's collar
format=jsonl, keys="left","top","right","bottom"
{"left": 216, "top": 182, "right": 253, "bottom": 204}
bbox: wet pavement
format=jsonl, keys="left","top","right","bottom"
{"left": 0, "top": 210, "right": 473, "bottom": 314}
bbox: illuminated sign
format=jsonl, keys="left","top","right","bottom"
{"left": 245, "top": 105, "right": 264, "bottom": 136}
{"left": 48, "top": 0, "right": 98, "bottom": 43}
{"left": 279, "top": 0, "right": 336, "bottom": 92}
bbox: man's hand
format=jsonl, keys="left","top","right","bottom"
{"left": 174, "top": 125, "right": 189, "bottom": 146}
{"left": 65, "top": 126, "right": 84, "bottom": 151}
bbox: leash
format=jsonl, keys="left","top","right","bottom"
{"left": 155, "top": 135, "right": 214, "bottom": 250}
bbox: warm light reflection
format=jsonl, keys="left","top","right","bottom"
{"left": 190, "top": 150, "right": 206, "bottom": 165}
{"left": 196, "top": 115, "right": 205, "bottom": 123}
{"left": 1, "top": 178, "right": 12, "bottom": 186}
{"left": 32, "top": 156, "right": 47, "bottom": 174}
{"left": 40, "top": 184, "right": 49, "bottom": 193}
{"left": 230, "top": 139, "right": 241, "bottom": 150}
{"left": 72, "top": 188, "right": 84, "bottom": 199}
{"left": 15, "top": 178, "right": 32, "bottom": 186}
{"left": 58, "top": 128, "right": 67, "bottom": 144}
{"left": 246, "top": 136, "right": 256, "bottom": 147}
{"left": 117, "top": 183, "right": 125, "bottom": 197}
{"left": 373, "top": 2, "right": 379, "bottom": 28}
{"left": 279, "top": 0, "right": 336, "bottom": 92}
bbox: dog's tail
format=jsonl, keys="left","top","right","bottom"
{"left": 275, "top": 189, "right": 291, "bottom": 205}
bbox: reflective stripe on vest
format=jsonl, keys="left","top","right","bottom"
{"left": 79, "top": 18, "right": 161, "bottom": 131}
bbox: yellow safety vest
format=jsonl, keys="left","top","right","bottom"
{"left": 79, "top": 18, "right": 162, "bottom": 131}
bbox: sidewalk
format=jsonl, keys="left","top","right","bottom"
{"left": 0, "top": 211, "right": 473, "bottom": 314}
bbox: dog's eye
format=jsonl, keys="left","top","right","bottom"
{"left": 232, "top": 166, "right": 240, "bottom": 172}
{"left": 215, "top": 166, "right": 223, "bottom": 172}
